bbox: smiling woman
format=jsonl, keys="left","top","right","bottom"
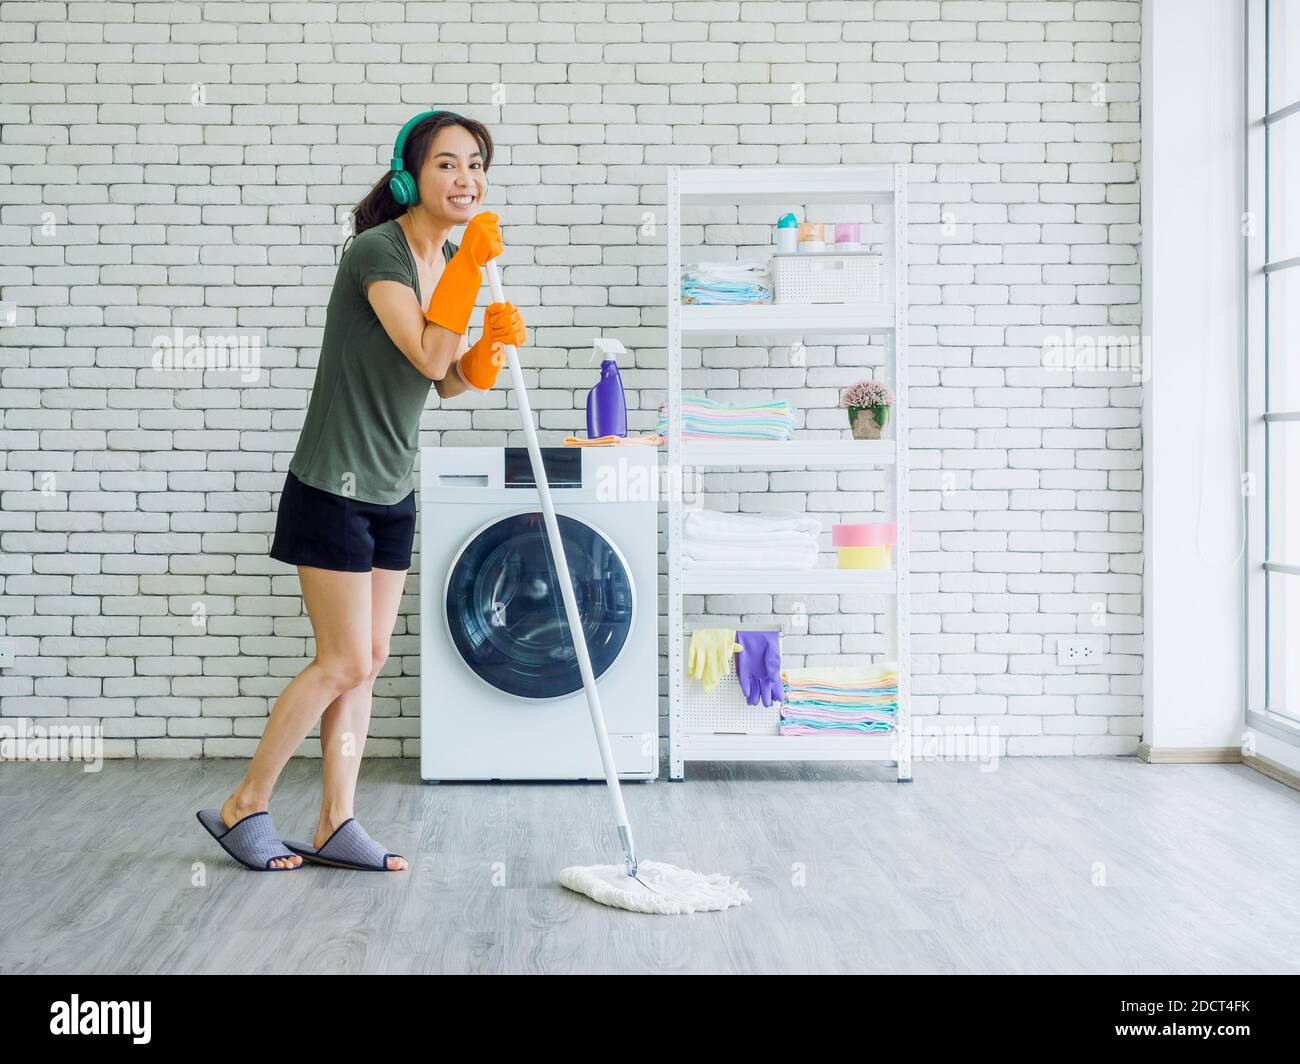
{"left": 350, "top": 110, "right": 495, "bottom": 246}
{"left": 196, "top": 110, "right": 525, "bottom": 876}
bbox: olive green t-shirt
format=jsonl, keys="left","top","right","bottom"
{"left": 288, "top": 219, "right": 458, "bottom": 504}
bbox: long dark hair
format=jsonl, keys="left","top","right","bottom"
{"left": 343, "top": 112, "right": 494, "bottom": 255}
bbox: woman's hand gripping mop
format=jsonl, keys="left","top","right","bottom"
{"left": 483, "top": 255, "right": 750, "bottom": 915}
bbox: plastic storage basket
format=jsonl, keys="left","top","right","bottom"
{"left": 772, "top": 252, "right": 882, "bottom": 305}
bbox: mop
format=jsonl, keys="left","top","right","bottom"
{"left": 484, "top": 258, "right": 750, "bottom": 915}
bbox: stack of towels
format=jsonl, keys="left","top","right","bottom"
{"left": 655, "top": 396, "right": 796, "bottom": 441}
{"left": 681, "top": 262, "right": 773, "bottom": 305}
{"left": 778, "top": 664, "right": 898, "bottom": 735}
{"left": 683, "top": 509, "right": 822, "bottom": 570}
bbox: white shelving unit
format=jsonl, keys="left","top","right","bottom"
{"left": 666, "top": 164, "right": 910, "bottom": 782}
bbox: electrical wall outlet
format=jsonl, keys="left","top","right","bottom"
{"left": 0, "top": 640, "right": 14, "bottom": 669}
{"left": 1057, "top": 636, "right": 1103, "bottom": 666}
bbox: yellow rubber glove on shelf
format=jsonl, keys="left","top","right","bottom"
{"left": 687, "top": 627, "right": 743, "bottom": 694}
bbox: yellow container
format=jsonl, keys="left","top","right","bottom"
{"left": 837, "top": 545, "right": 891, "bottom": 569}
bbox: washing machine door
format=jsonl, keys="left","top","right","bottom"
{"left": 444, "top": 511, "right": 634, "bottom": 699}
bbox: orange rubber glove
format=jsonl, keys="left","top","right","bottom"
{"left": 456, "top": 301, "right": 527, "bottom": 391}
{"left": 423, "top": 211, "right": 504, "bottom": 335}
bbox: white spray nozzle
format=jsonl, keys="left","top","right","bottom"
{"left": 593, "top": 338, "right": 627, "bottom": 358}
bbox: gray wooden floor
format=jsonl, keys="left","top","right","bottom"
{"left": 2, "top": 755, "right": 1298, "bottom": 974}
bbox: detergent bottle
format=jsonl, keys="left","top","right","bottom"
{"left": 586, "top": 338, "right": 628, "bottom": 439}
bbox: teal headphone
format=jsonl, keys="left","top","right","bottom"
{"left": 389, "top": 109, "right": 463, "bottom": 207}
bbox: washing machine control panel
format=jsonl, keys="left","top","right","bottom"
{"left": 504, "top": 447, "right": 581, "bottom": 488}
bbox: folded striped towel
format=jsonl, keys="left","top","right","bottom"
{"left": 779, "top": 720, "right": 895, "bottom": 735}
{"left": 681, "top": 262, "right": 773, "bottom": 305}
{"left": 782, "top": 664, "right": 898, "bottom": 693}
{"left": 779, "top": 664, "right": 899, "bottom": 735}
{"left": 656, "top": 396, "right": 796, "bottom": 441}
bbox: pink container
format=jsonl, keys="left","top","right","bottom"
{"left": 834, "top": 223, "right": 861, "bottom": 245}
{"left": 863, "top": 522, "right": 897, "bottom": 546}
{"left": 832, "top": 522, "right": 897, "bottom": 547}
{"left": 832, "top": 523, "right": 869, "bottom": 546}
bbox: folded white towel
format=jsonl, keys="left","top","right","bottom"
{"left": 685, "top": 530, "right": 820, "bottom": 551}
{"left": 684, "top": 509, "right": 822, "bottom": 538}
{"left": 683, "top": 540, "right": 820, "bottom": 566}
{"left": 683, "top": 549, "right": 820, "bottom": 570}
{"left": 686, "top": 261, "right": 769, "bottom": 278}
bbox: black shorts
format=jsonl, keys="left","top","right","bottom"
{"left": 270, "top": 471, "right": 416, "bottom": 573}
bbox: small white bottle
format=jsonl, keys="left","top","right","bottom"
{"left": 776, "top": 213, "right": 798, "bottom": 254}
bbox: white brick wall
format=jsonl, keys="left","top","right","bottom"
{"left": 0, "top": 0, "right": 1142, "bottom": 759}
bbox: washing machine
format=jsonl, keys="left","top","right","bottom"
{"left": 419, "top": 446, "right": 659, "bottom": 781}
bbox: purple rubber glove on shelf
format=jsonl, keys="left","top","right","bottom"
{"left": 734, "top": 630, "right": 782, "bottom": 707}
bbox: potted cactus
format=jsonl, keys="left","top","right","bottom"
{"left": 840, "top": 378, "right": 894, "bottom": 440}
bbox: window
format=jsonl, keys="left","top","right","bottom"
{"left": 1248, "top": 1, "right": 1300, "bottom": 736}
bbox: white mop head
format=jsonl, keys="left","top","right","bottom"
{"left": 560, "top": 861, "right": 751, "bottom": 914}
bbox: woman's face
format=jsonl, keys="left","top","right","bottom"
{"left": 416, "top": 124, "right": 487, "bottom": 223}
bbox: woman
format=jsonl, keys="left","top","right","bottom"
{"left": 197, "top": 111, "right": 526, "bottom": 871}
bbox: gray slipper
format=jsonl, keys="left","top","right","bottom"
{"left": 283, "top": 818, "right": 403, "bottom": 872}
{"left": 195, "top": 808, "right": 301, "bottom": 872}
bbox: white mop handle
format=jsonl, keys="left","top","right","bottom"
{"left": 484, "top": 258, "right": 636, "bottom": 845}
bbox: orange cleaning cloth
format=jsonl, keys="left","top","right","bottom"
{"left": 563, "top": 433, "right": 664, "bottom": 447}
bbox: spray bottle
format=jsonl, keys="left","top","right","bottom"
{"left": 586, "top": 338, "right": 628, "bottom": 439}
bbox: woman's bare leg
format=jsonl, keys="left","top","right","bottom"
{"left": 219, "top": 566, "right": 374, "bottom": 868}
{"left": 314, "top": 565, "right": 409, "bottom": 870}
